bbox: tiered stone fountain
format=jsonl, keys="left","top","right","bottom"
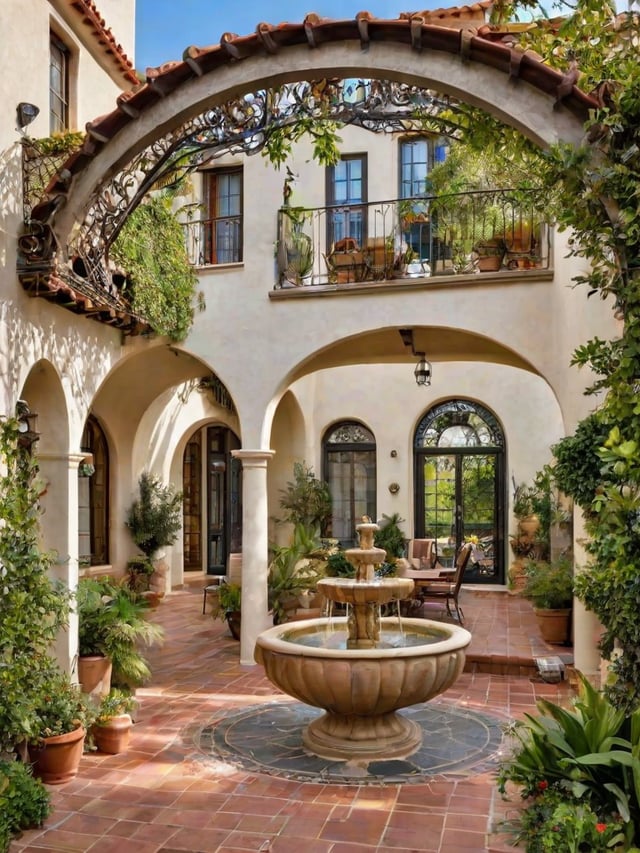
{"left": 254, "top": 520, "right": 471, "bottom": 761}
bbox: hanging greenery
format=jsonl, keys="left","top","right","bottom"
{"left": 110, "top": 194, "right": 199, "bottom": 341}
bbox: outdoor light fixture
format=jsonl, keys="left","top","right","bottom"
{"left": 399, "top": 328, "right": 433, "bottom": 387}
{"left": 414, "top": 354, "right": 432, "bottom": 387}
{"left": 15, "top": 400, "right": 39, "bottom": 449}
{"left": 16, "top": 102, "right": 40, "bottom": 131}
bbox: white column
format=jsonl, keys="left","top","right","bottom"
{"left": 37, "top": 452, "right": 83, "bottom": 676}
{"left": 572, "top": 507, "right": 603, "bottom": 681}
{"left": 232, "top": 449, "right": 275, "bottom": 666}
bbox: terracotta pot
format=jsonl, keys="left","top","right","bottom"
{"left": 226, "top": 611, "right": 241, "bottom": 641}
{"left": 77, "top": 655, "right": 112, "bottom": 699}
{"left": 29, "top": 725, "right": 85, "bottom": 785}
{"left": 476, "top": 254, "right": 503, "bottom": 272}
{"left": 535, "top": 608, "right": 572, "bottom": 645}
{"left": 91, "top": 714, "right": 132, "bottom": 755}
{"left": 517, "top": 514, "right": 540, "bottom": 539}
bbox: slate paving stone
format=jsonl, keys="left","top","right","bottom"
{"left": 194, "top": 699, "right": 504, "bottom": 785}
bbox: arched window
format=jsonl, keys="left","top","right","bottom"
{"left": 414, "top": 400, "right": 505, "bottom": 583}
{"left": 78, "top": 416, "right": 109, "bottom": 567}
{"left": 323, "top": 421, "right": 376, "bottom": 547}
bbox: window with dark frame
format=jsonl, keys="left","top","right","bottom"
{"left": 323, "top": 421, "right": 376, "bottom": 547}
{"left": 50, "top": 33, "right": 69, "bottom": 133}
{"left": 204, "top": 168, "right": 243, "bottom": 264}
{"left": 326, "top": 154, "right": 367, "bottom": 250}
{"left": 399, "top": 137, "right": 432, "bottom": 262}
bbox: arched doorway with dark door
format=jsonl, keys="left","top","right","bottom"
{"left": 183, "top": 425, "right": 242, "bottom": 576}
{"left": 414, "top": 399, "right": 505, "bottom": 583}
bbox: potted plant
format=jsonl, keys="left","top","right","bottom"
{"left": 215, "top": 582, "right": 242, "bottom": 639}
{"left": 522, "top": 556, "right": 573, "bottom": 644}
{"left": 268, "top": 523, "right": 325, "bottom": 624}
{"left": 278, "top": 461, "right": 332, "bottom": 537}
{"left": 76, "top": 577, "right": 164, "bottom": 691}
{"left": 0, "top": 758, "right": 52, "bottom": 851}
{"left": 27, "top": 669, "right": 95, "bottom": 785}
{"left": 512, "top": 481, "right": 540, "bottom": 540}
{"left": 90, "top": 688, "right": 137, "bottom": 755}
{"left": 125, "top": 471, "right": 183, "bottom": 601}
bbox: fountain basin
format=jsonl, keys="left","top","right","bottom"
{"left": 254, "top": 615, "right": 471, "bottom": 760}
{"left": 317, "top": 576, "right": 415, "bottom": 606}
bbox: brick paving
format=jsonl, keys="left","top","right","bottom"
{"left": 12, "top": 584, "right": 574, "bottom": 852}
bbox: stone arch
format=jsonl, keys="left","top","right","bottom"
{"left": 38, "top": 16, "right": 597, "bottom": 256}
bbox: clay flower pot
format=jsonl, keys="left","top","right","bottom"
{"left": 91, "top": 714, "right": 133, "bottom": 754}
{"left": 29, "top": 725, "right": 86, "bottom": 785}
{"left": 77, "top": 654, "right": 112, "bottom": 699}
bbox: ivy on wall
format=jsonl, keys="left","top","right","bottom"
{"left": 110, "top": 194, "right": 199, "bottom": 342}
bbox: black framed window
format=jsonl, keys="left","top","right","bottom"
{"left": 50, "top": 34, "right": 69, "bottom": 133}
{"left": 323, "top": 421, "right": 376, "bottom": 547}
{"left": 78, "top": 416, "right": 108, "bottom": 567}
{"left": 204, "top": 168, "right": 243, "bottom": 264}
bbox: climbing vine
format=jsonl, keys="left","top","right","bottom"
{"left": 110, "top": 193, "right": 200, "bottom": 342}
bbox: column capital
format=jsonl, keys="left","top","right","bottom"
{"left": 231, "top": 449, "right": 275, "bottom": 469}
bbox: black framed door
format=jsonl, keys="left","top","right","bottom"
{"left": 206, "top": 426, "right": 241, "bottom": 576}
{"left": 414, "top": 400, "right": 505, "bottom": 583}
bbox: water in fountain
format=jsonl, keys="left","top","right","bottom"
{"left": 255, "top": 519, "right": 471, "bottom": 761}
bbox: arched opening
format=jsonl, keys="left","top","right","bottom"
{"left": 414, "top": 399, "right": 505, "bottom": 583}
{"left": 323, "top": 420, "right": 376, "bottom": 547}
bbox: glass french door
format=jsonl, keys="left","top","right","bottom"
{"left": 414, "top": 400, "right": 505, "bottom": 583}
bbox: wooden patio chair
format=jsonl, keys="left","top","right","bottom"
{"left": 420, "top": 542, "right": 473, "bottom": 624}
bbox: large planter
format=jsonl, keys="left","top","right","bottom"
{"left": 535, "top": 607, "right": 572, "bottom": 645}
{"left": 91, "top": 714, "right": 133, "bottom": 755}
{"left": 28, "top": 725, "right": 86, "bottom": 785}
{"left": 77, "top": 654, "right": 112, "bottom": 699}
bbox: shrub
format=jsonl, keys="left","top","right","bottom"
{"left": 0, "top": 759, "right": 52, "bottom": 853}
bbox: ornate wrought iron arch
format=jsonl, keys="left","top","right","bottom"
{"left": 414, "top": 399, "right": 504, "bottom": 449}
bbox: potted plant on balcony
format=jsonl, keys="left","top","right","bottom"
{"left": 90, "top": 688, "right": 137, "bottom": 755}
{"left": 522, "top": 556, "right": 573, "bottom": 645}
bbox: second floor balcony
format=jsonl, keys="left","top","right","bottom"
{"left": 182, "top": 188, "right": 551, "bottom": 289}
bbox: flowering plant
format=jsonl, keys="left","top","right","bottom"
{"left": 93, "top": 689, "right": 137, "bottom": 726}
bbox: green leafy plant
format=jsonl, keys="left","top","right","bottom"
{"left": 278, "top": 461, "right": 332, "bottom": 536}
{"left": 93, "top": 688, "right": 137, "bottom": 726}
{"left": 110, "top": 194, "right": 199, "bottom": 341}
{"left": 215, "top": 582, "right": 242, "bottom": 616}
{"left": 125, "top": 471, "right": 183, "bottom": 559}
{"left": 76, "top": 577, "right": 164, "bottom": 687}
{"left": 325, "top": 549, "right": 355, "bottom": 578}
{"left": 497, "top": 673, "right": 640, "bottom": 850}
{"left": 268, "top": 523, "right": 325, "bottom": 623}
{"left": 373, "top": 513, "right": 406, "bottom": 561}
{"left": 0, "top": 758, "right": 52, "bottom": 853}
{"left": 522, "top": 557, "right": 573, "bottom": 610}
{"left": 30, "top": 669, "right": 95, "bottom": 743}
{"left": 0, "top": 417, "right": 72, "bottom": 754}
{"left": 552, "top": 413, "right": 611, "bottom": 513}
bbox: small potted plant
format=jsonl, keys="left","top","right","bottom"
{"left": 522, "top": 556, "right": 573, "bottom": 644}
{"left": 215, "top": 582, "right": 242, "bottom": 639}
{"left": 27, "top": 669, "right": 96, "bottom": 785}
{"left": 90, "top": 688, "right": 137, "bottom": 754}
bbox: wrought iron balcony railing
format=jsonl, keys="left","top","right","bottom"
{"left": 183, "top": 188, "right": 551, "bottom": 287}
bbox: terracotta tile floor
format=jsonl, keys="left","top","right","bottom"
{"left": 12, "top": 584, "right": 575, "bottom": 852}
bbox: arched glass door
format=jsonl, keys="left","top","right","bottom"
{"left": 414, "top": 400, "right": 505, "bottom": 583}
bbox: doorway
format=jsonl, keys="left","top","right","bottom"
{"left": 182, "top": 425, "right": 242, "bottom": 576}
{"left": 414, "top": 400, "right": 505, "bottom": 583}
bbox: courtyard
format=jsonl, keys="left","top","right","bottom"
{"left": 11, "top": 584, "right": 573, "bottom": 853}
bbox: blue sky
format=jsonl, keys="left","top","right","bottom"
{"left": 135, "top": 1, "right": 457, "bottom": 70}
{"left": 134, "top": 1, "right": 629, "bottom": 70}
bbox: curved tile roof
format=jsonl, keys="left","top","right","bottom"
{"left": 70, "top": 0, "right": 139, "bottom": 85}
{"left": 44, "top": 13, "right": 597, "bottom": 200}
